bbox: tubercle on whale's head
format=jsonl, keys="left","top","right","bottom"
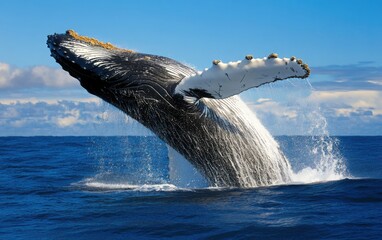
{"left": 65, "top": 29, "right": 134, "bottom": 53}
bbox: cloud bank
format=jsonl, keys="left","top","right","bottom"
{"left": 248, "top": 89, "right": 382, "bottom": 136}
{"left": 0, "top": 99, "right": 151, "bottom": 136}
{"left": 310, "top": 62, "right": 382, "bottom": 91}
{"left": 0, "top": 61, "right": 381, "bottom": 136}
{"left": 0, "top": 62, "right": 78, "bottom": 89}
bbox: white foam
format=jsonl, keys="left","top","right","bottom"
{"left": 84, "top": 181, "right": 139, "bottom": 190}
{"left": 290, "top": 166, "right": 346, "bottom": 184}
{"left": 80, "top": 178, "right": 186, "bottom": 192}
{"left": 134, "top": 183, "right": 181, "bottom": 192}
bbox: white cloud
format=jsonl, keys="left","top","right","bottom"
{"left": 55, "top": 109, "right": 82, "bottom": 127}
{"left": 367, "top": 80, "right": 382, "bottom": 86}
{"left": 0, "top": 106, "right": 19, "bottom": 118}
{"left": 0, "top": 97, "right": 100, "bottom": 105}
{"left": 245, "top": 88, "right": 382, "bottom": 135}
{"left": 308, "top": 90, "right": 382, "bottom": 116}
{"left": 0, "top": 99, "right": 149, "bottom": 136}
{"left": 11, "top": 119, "right": 27, "bottom": 128}
{"left": 0, "top": 62, "right": 78, "bottom": 89}
{"left": 256, "top": 98, "right": 272, "bottom": 103}
{"left": 249, "top": 99, "right": 298, "bottom": 120}
{"left": 310, "top": 62, "right": 382, "bottom": 91}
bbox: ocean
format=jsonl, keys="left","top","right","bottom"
{"left": 1, "top": 136, "right": 381, "bottom": 239}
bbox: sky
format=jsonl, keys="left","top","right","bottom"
{"left": 1, "top": 0, "right": 382, "bottom": 136}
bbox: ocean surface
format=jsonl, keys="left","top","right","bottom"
{"left": 1, "top": 136, "right": 381, "bottom": 239}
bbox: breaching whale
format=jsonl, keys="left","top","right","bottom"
{"left": 47, "top": 30, "right": 310, "bottom": 187}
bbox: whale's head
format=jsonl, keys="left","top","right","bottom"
{"left": 47, "top": 30, "right": 196, "bottom": 115}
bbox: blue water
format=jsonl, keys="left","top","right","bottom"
{"left": 1, "top": 136, "right": 382, "bottom": 239}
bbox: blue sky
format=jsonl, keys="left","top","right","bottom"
{"left": 1, "top": 0, "right": 382, "bottom": 135}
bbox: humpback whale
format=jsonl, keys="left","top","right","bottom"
{"left": 47, "top": 30, "right": 310, "bottom": 187}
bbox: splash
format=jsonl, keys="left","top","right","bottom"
{"left": 87, "top": 135, "right": 170, "bottom": 187}
{"left": 290, "top": 109, "right": 349, "bottom": 184}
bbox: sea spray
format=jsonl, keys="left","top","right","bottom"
{"left": 290, "top": 80, "right": 349, "bottom": 183}
{"left": 87, "top": 136, "right": 170, "bottom": 187}
{"left": 290, "top": 108, "right": 348, "bottom": 183}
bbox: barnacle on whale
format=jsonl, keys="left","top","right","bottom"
{"left": 66, "top": 29, "right": 134, "bottom": 52}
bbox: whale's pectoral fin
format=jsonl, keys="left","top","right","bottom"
{"left": 174, "top": 54, "right": 310, "bottom": 99}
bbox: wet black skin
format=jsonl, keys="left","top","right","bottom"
{"left": 47, "top": 32, "right": 291, "bottom": 187}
